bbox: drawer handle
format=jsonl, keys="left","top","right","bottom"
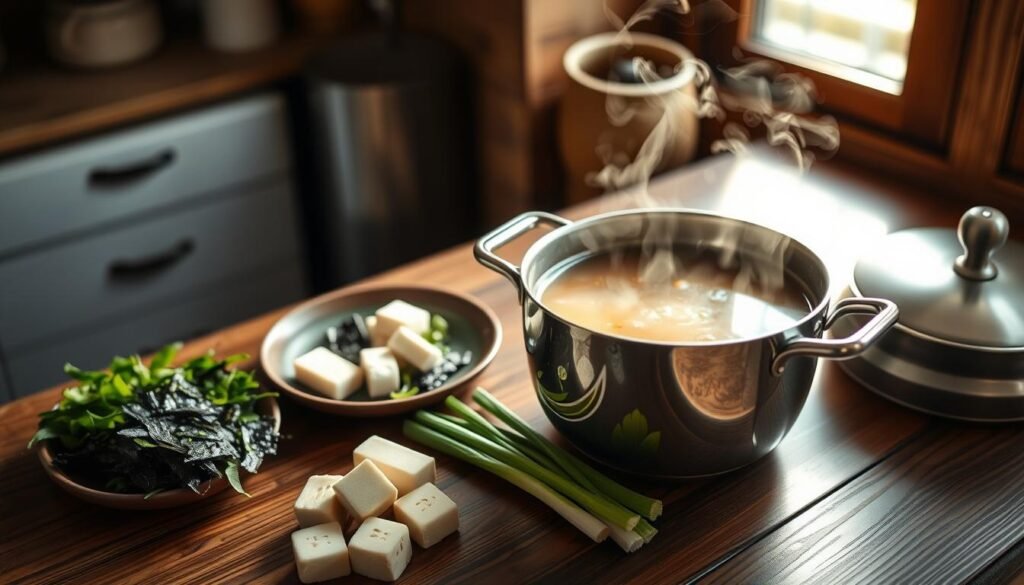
{"left": 88, "top": 149, "right": 176, "bottom": 189}
{"left": 108, "top": 239, "right": 195, "bottom": 281}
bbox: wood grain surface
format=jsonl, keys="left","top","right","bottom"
{"left": 0, "top": 150, "right": 1018, "bottom": 584}
{"left": 701, "top": 424, "right": 1024, "bottom": 584}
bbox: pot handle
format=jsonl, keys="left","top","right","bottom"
{"left": 474, "top": 211, "right": 571, "bottom": 301}
{"left": 772, "top": 297, "right": 898, "bottom": 375}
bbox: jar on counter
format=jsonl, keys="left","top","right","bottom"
{"left": 201, "top": 0, "right": 279, "bottom": 53}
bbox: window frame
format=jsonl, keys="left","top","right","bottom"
{"left": 704, "top": 0, "right": 971, "bottom": 150}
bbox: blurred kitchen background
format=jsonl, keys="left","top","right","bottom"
{"left": 0, "top": 0, "right": 1021, "bottom": 399}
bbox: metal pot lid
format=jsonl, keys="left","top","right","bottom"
{"left": 852, "top": 206, "right": 1024, "bottom": 349}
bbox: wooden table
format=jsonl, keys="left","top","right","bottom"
{"left": 3, "top": 150, "right": 1022, "bottom": 584}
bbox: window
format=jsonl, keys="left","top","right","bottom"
{"left": 753, "top": 0, "right": 917, "bottom": 94}
{"left": 703, "top": 0, "right": 970, "bottom": 148}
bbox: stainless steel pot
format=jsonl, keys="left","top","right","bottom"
{"left": 475, "top": 209, "right": 898, "bottom": 478}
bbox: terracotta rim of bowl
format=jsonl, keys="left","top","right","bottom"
{"left": 563, "top": 31, "right": 696, "bottom": 97}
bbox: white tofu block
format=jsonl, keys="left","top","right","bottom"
{"left": 394, "top": 482, "right": 459, "bottom": 548}
{"left": 332, "top": 460, "right": 397, "bottom": 522}
{"left": 353, "top": 435, "right": 436, "bottom": 496}
{"left": 365, "top": 316, "right": 389, "bottom": 347}
{"left": 386, "top": 326, "right": 443, "bottom": 373}
{"left": 349, "top": 517, "right": 412, "bottom": 582}
{"left": 294, "top": 347, "right": 363, "bottom": 400}
{"left": 292, "top": 522, "right": 350, "bottom": 583}
{"left": 375, "top": 300, "right": 431, "bottom": 341}
{"left": 360, "top": 348, "right": 401, "bottom": 398}
{"left": 294, "top": 475, "right": 346, "bottom": 528}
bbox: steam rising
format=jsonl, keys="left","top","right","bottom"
{"left": 577, "top": 0, "right": 839, "bottom": 320}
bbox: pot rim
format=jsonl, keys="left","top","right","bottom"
{"left": 520, "top": 207, "right": 833, "bottom": 348}
{"left": 563, "top": 31, "right": 697, "bottom": 97}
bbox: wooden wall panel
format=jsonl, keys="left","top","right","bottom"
{"left": 1001, "top": 60, "right": 1024, "bottom": 178}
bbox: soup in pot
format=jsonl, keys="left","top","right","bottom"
{"left": 539, "top": 250, "right": 810, "bottom": 342}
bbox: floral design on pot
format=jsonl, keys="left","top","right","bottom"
{"left": 611, "top": 409, "right": 661, "bottom": 460}
{"left": 535, "top": 365, "right": 607, "bottom": 422}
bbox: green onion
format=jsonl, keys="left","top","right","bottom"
{"left": 635, "top": 519, "right": 658, "bottom": 543}
{"left": 473, "top": 389, "right": 600, "bottom": 493}
{"left": 474, "top": 388, "right": 662, "bottom": 521}
{"left": 443, "top": 397, "right": 556, "bottom": 468}
{"left": 607, "top": 524, "right": 644, "bottom": 553}
{"left": 390, "top": 386, "right": 420, "bottom": 400}
{"left": 415, "top": 411, "right": 639, "bottom": 531}
{"left": 402, "top": 420, "right": 608, "bottom": 543}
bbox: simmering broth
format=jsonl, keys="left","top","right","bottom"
{"left": 540, "top": 250, "right": 810, "bottom": 342}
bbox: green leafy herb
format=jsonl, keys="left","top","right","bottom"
{"left": 390, "top": 386, "right": 421, "bottom": 400}
{"left": 423, "top": 314, "right": 451, "bottom": 350}
{"left": 28, "top": 344, "right": 278, "bottom": 496}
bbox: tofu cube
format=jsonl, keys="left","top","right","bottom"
{"left": 294, "top": 475, "right": 346, "bottom": 528}
{"left": 365, "top": 316, "right": 390, "bottom": 347}
{"left": 354, "top": 435, "right": 436, "bottom": 496}
{"left": 360, "top": 348, "right": 401, "bottom": 398}
{"left": 294, "top": 347, "right": 363, "bottom": 400}
{"left": 292, "top": 521, "right": 350, "bottom": 583}
{"left": 349, "top": 517, "right": 412, "bottom": 582}
{"left": 375, "top": 300, "right": 431, "bottom": 341}
{"left": 387, "top": 326, "right": 443, "bottom": 372}
{"left": 394, "top": 482, "right": 459, "bottom": 548}
{"left": 332, "top": 460, "right": 397, "bottom": 522}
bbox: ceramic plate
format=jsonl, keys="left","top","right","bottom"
{"left": 37, "top": 397, "right": 280, "bottom": 510}
{"left": 260, "top": 284, "right": 502, "bottom": 416}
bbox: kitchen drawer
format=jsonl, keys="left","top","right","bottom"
{"left": 7, "top": 262, "right": 305, "bottom": 397}
{"left": 0, "top": 93, "right": 290, "bottom": 255}
{"left": 0, "top": 360, "right": 9, "bottom": 403}
{"left": 0, "top": 177, "right": 302, "bottom": 352}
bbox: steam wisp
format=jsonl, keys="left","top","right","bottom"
{"left": 575, "top": 0, "right": 839, "bottom": 324}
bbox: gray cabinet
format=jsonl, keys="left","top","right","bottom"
{"left": 8, "top": 263, "right": 305, "bottom": 397}
{"left": 0, "top": 360, "right": 9, "bottom": 402}
{"left": 0, "top": 93, "right": 307, "bottom": 398}
{"left": 0, "top": 94, "right": 291, "bottom": 256}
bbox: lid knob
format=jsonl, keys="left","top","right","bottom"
{"left": 954, "top": 206, "right": 1009, "bottom": 281}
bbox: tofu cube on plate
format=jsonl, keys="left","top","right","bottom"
{"left": 360, "top": 348, "right": 401, "bottom": 398}
{"left": 293, "top": 347, "right": 363, "bottom": 400}
{"left": 292, "top": 521, "right": 350, "bottom": 583}
{"left": 365, "top": 315, "right": 390, "bottom": 347}
{"left": 349, "top": 517, "right": 412, "bottom": 582}
{"left": 375, "top": 300, "right": 431, "bottom": 341}
{"left": 387, "top": 326, "right": 443, "bottom": 373}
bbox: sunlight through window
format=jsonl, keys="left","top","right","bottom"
{"left": 754, "top": 0, "right": 917, "bottom": 94}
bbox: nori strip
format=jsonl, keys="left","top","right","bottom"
{"left": 43, "top": 348, "right": 278, "bottom": 495}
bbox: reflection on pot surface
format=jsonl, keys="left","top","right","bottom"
{"left": 671, "top": 344, "right": 758, "bottom": 420}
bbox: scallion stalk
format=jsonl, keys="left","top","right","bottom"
{"left": 414, "top": 411, "right": 640, "bottom": 531}
{"left": 473, "top": 389, "right": 600, "bottom": 493}
{"left": 443, "top": 397, "right": 557, "bottom": 470}
{"left": 443, "top": 396, "right": 518, "bottom": 450}
{"left": 607, "top": 523, "right": 645, "bottom": 553}
{"left": 635, "top": 519, "right": 658, "bottom": 543}
{"left": 473, "top": 388, "right": 663, "bottom": 520}
{"left": 437, "top": 407, "right": 653, "bottom": 553}
{"left": 402, "top": 420, "right": 609, "bottom": 543}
